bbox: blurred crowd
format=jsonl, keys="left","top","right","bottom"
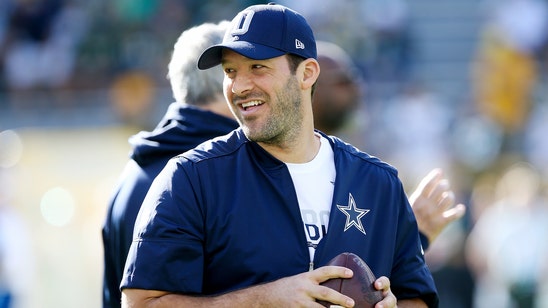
{"left": 0, "top": 0, "right": 265, "bottom": 120}
{"left": 2, "top": 0, "right": 548, "bottom": 307}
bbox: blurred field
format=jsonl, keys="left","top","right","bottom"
{"left": 6, "top": 125, "right": 135, "bottom": 308}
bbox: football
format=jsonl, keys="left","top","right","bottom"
{"left": 318, "top": 252, "right": 383, "bottom": 307}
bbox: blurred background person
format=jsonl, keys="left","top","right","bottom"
{"left": 313, "top": 40, "right": 470, "bottom": 307}
{"left": 313, "top": 39, "right": 465, "bottom": 249}
{"left": 101, "top": 20, "right": 237, "bottom": 308}
{"left": 466, "top": 161, "right": 548, "bottom": 308}
{"left": 312, "top": 40, "right": 363, "bottom": 137}
{"left": 472, "top": 0, "right": 548, "bottom": 152}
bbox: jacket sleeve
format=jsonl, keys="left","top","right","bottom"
{"left": 390, "top": 179, "right": 439, "bottom": 307}
{"left": 120, "top": 157, "right": 206, "bottom": 294}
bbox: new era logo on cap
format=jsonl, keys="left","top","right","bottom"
{"left": 198, "top": 3, "right": 317, "bottom": 70}
{"left": 295, "top": 39, "right": 305, "bottom": 50}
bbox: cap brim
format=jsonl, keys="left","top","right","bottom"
{"left": 197, "top": 41, "right": 286, "bottom": 70}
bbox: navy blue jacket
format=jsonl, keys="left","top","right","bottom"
{"left": 101, "top": 103, "right": 238, "bottom": 308}
{"left": 121, "top": 129, "right": 439, "bottom": 307}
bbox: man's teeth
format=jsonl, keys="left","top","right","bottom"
{"left": 242, "top": 101, "right": 263, "bottom": 109}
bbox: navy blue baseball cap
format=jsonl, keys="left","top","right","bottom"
{"left": 197, "top": 3, "right": 317, "bottom": 70}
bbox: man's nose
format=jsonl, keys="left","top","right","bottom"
{"left": 231, "top": 72, "right": 253, "bottom": 96}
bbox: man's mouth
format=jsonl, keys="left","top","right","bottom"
{"left": 241, "top": 100, "right": 264, "bottom": 110}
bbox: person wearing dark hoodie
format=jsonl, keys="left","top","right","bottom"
{"left": 312, "top": 40, "right": 466, "bottom": 251}
{"left": 102, "top": 19, "right": 465, "bottom": 308}
{"left": 101, "top": 21, "right": 237, "bottom": 308}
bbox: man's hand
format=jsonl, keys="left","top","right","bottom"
{"left": 373, "top": 276, "right": 397, "bottom": 307}
{"left": 267, "top": 266, "right": 356, "bottom": 307}
{"left": 374, "top": 276, "right": 429, "bottom": 307}
{"left": 409, "top": 168, "right": 466, "bottom": 245}
{"left": 123, "top": 266, "right": 357, "bottom": 308}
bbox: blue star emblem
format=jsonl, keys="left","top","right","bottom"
{"left": 336, "top": 193, "right": 369, "bottom": 235}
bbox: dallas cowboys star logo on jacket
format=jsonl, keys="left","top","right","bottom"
{"left": 337, "top": 193, "right": 369, "bottom": 235}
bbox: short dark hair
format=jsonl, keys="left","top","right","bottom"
{"left": 286, "top": 54, "right": 317, "bottom": 97}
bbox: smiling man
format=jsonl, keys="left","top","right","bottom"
{"left": 121, "top": 4, "right": 438, "bottom": 308}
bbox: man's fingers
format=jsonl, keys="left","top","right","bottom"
{"left": 374, "top": 276, "right": 397, "bottom": 307}
{"left": 313, "top": 266, "right": 355, "bottom": 307}
{"left": 314, "top": 266, "right": 353, "bottom": 283}
{"left": 416, "top": 168, "right": 443, "bottom": 197}
{"left": 429, "top": 178, "right": 451, "bottom": 202}
{"left": 374, "top": 276, "right": 391, "bottom": 292}
{"left": 438, "top": 190, "right": 456, "bottom": 211}
{"left": 443, "top": 203, "right": 466, "bottom": 221}
{"left": 315, "top": 286, "right": 355, "bottom": 308}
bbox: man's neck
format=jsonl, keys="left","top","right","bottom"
{"left": 258, "top": 130, "right": 321, "bottom": 164}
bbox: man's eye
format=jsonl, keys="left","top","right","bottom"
{"left": 252, "top": 64, "right": 264, "bottom": 69}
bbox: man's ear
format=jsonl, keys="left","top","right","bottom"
{"left": 300, "top": 58, "right": 320, "bottom": 90}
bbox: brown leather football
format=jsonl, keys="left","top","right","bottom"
{"left": 318, "top": 252, "right": 383, "bottom": 307}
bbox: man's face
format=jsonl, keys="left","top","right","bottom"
{"left": 221, "top": 50, "right": 304, "bottom": 144}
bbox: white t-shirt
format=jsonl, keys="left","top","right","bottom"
{"left": 286, "top": 134, "right": 336, "bottom": 260}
